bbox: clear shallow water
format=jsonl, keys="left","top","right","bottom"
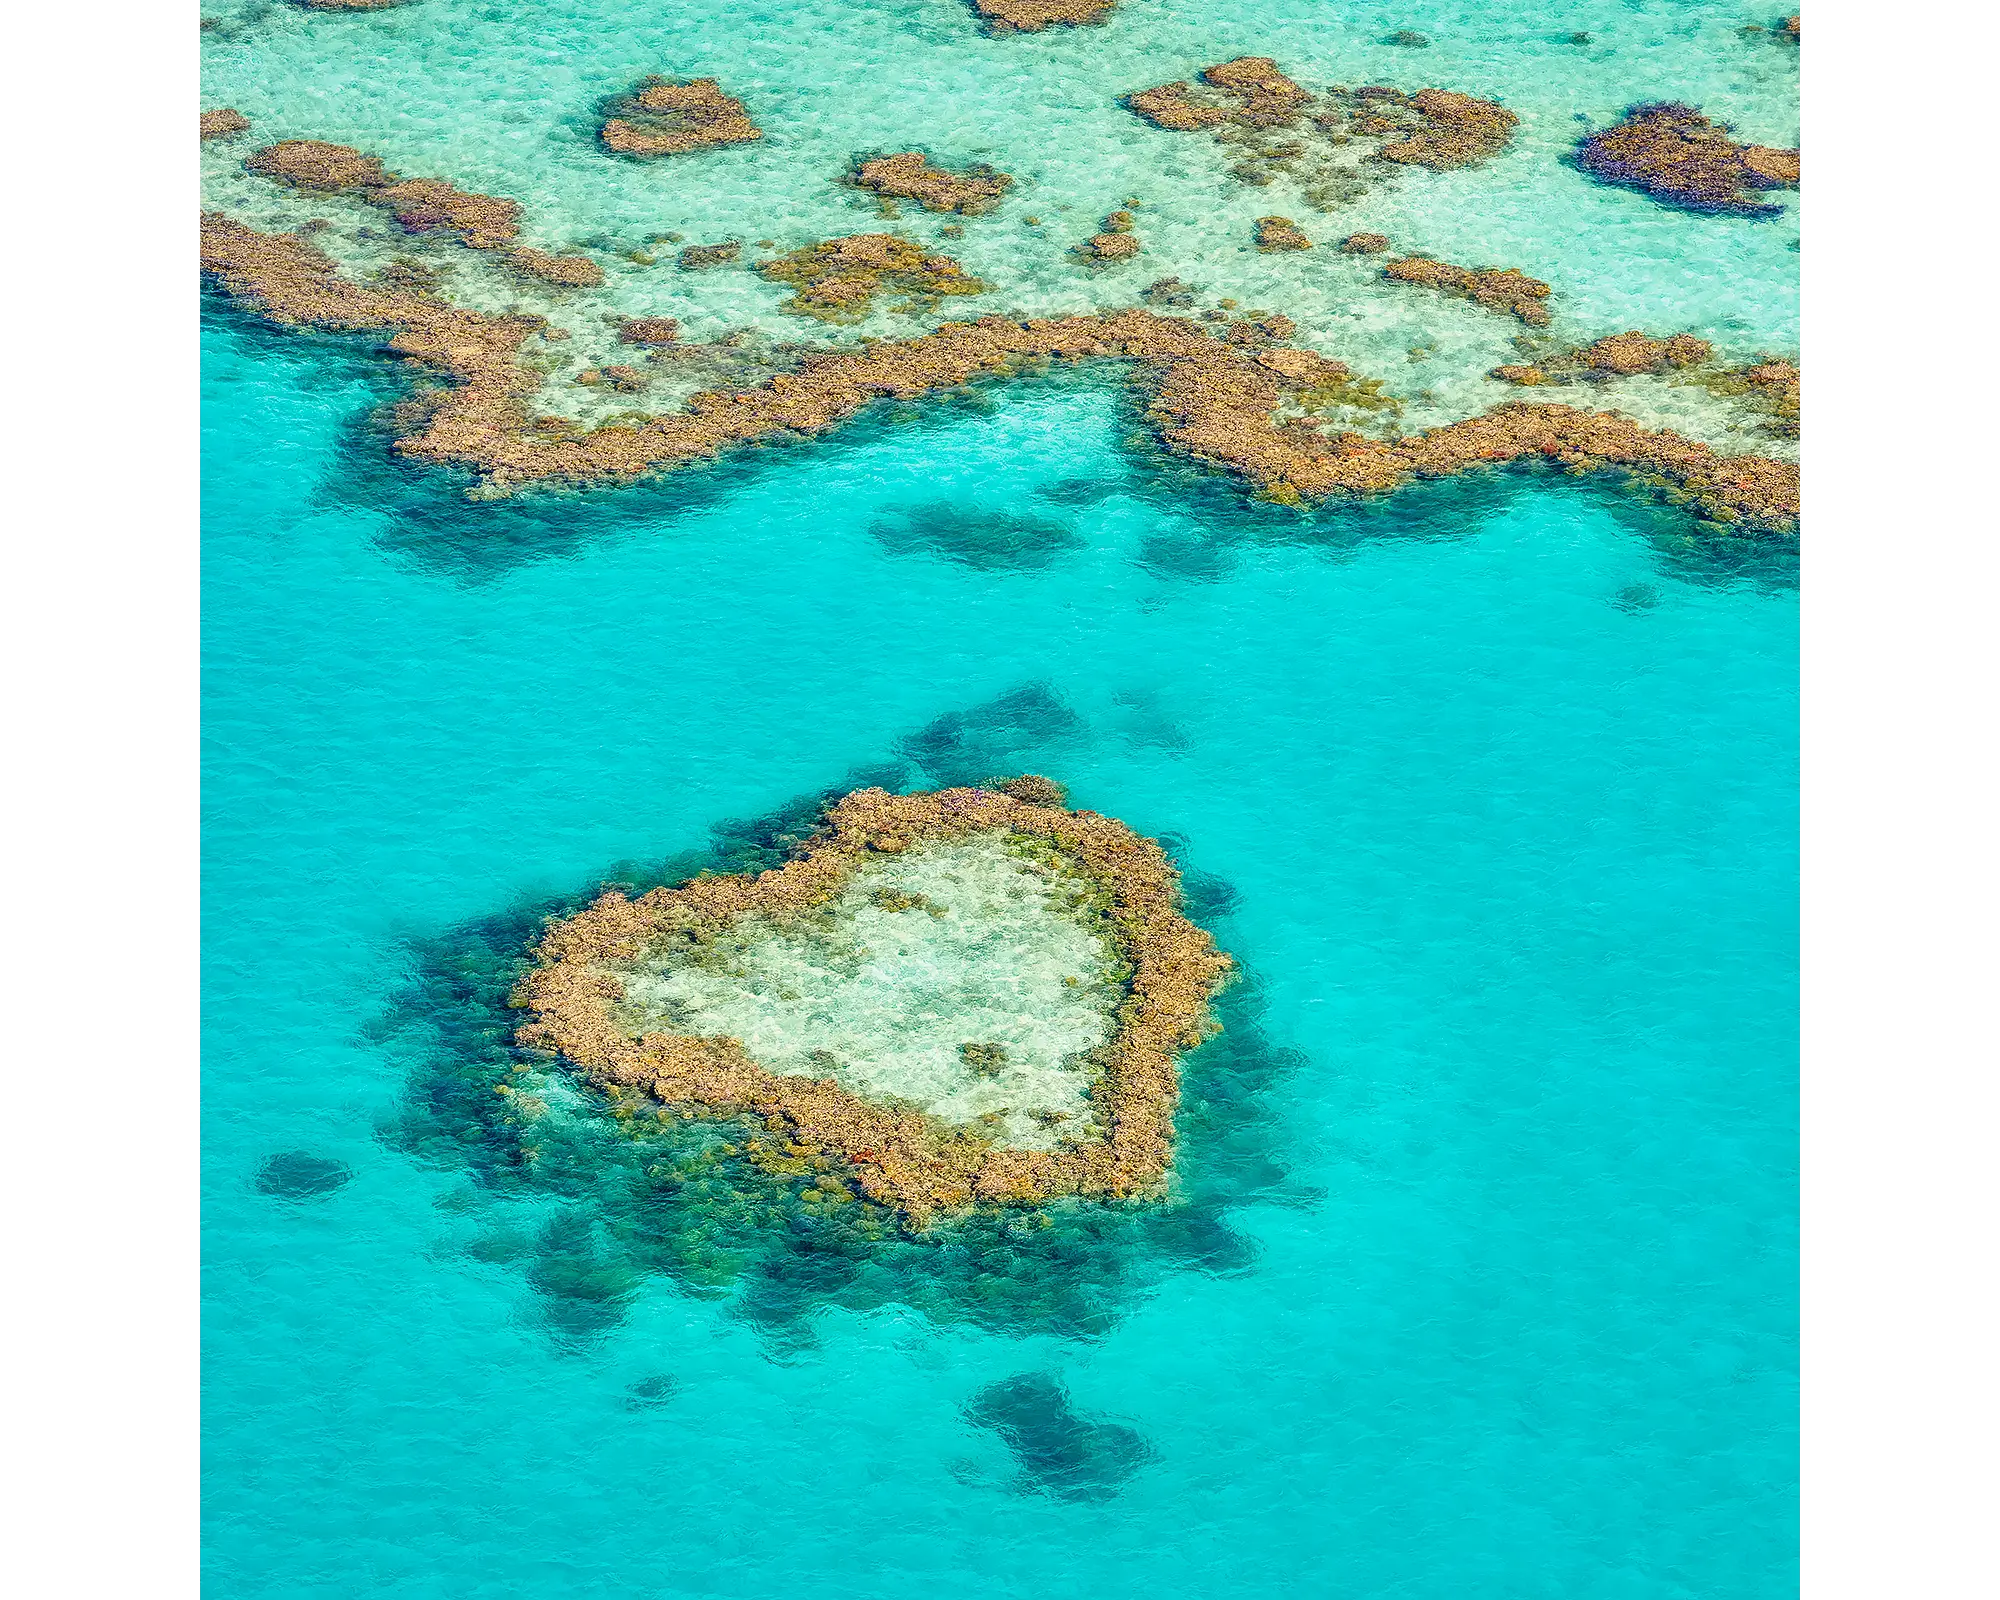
{"left": 203, "top": 286, "right": 1795, "bottom": 1600}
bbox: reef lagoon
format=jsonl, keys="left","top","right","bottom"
{"left": 203, "top": 2, "right": 1797, "bottom": 1595}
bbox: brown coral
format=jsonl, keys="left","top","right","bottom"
{"left": 677, "top": 241, "right": 741, "bottom": 270}
{"left": 1577, "top": 331, "right": 1712, "bottom": 375}
{"left": 1576, "top": 103, "right": 1799, "bottom": 216}
{"left": 1383, "top": 255, "right": 1552, "bottom": 325}
{"left": 853, "top": 152, "right": 1014, "bottom": 215}
{"left": 373, "top": 177, "right": 521, "bottom": 249}
{"left": 601, "top": 77, "right": 760, "bottom": 158}
{"left": 617, "top": 317, "right": 681, "bottom": 346}
{"left": 504, "top": 248, "right": 605, "bottom": 289}
{"left": 1255, "top": 216, "right": 1312, "bottom": 252}
{"left": 1375, "top": 89, "right": 1518, "bottom": 171}
{"left": 758, "top": 233, "right": 988, "bottom": 321}
{"left": 1341, "top": 232, "right": 1392, "bottom": 254}
{"left": 514, "top": 784, "right": 1232, "bottom": 1228}
{"left": 290, "top": 0, "right": 405, "bottom": 8}
{"left": 201, "top": 210, "right": 1798, "bottom": 530}
{"left": 970, "top": 0, "right": 1116, "bottom": 33}
{"left": 245, "top": 140, "right": 390, "bottom": 192}
{"left": 201, "top": 108, "right": 251, "bottom": 141}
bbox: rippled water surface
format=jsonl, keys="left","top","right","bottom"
{"left": 203, "top": 2, "right": 1797, "bottom": 1594}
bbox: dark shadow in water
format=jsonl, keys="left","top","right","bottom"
{"left": 965, "top": 1373, "right": 1158, "bottom": 1501}
{"left": 371, "top": 696, "right": 1314, "bottom": 1354}
{"left": 900, "top": 682, "right": 1089, "bottom": 789}
{"left": 255, "top": 1152, "right": 353, "bottom": 1200}
{"left": 870, "top": 500, "right": 1085, "bottom": 572}
{"left": 621, "top": 1374, "right": 681, "bottom": 1411}
{"left": 207, "top": 294, "right": 1794, "bottom": 596}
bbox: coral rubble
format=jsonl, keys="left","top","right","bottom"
{"left": 201, "top": 108, "right": 251, "bottom": 141}
{"left": 853, "top": 152, "right": 1014, "bottom": 215}
{"left": 601, "top": 77, "right": 760, "bottom": 158}
{"left": 1382, "top": 255, "right": 1552, "bottom": 325}
{"left": 971, "top": 0, "right": 1116, "bottom": 33}
{"left": 758, "top": 233, "right": 988, "bottom": 321}
{"left": 515, "top": 785, "right": 1234, "bottom": 1227}
{"left": 201, "top": 211, "right": 1798, "bottom": 529}
{"left": 1576, "top": 103, "right": 1800, "bottom": 216}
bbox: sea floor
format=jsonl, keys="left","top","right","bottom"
{"left": 203, "top": 3, "right": 1797, "bottom": 1595}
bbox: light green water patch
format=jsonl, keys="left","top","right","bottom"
{"left": 613, "top": 834, "right": 1127, "bottom": 1149}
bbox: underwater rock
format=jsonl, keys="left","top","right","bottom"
{"left": 1576, "top": 103, "right": 1799, "bottom": 216}
{"left": 514, "top": 784, "right": 1236, "bottom": 1228}
{"left": 600, "top": 77, "right": 760, "bottom": 158}
{"left": 256, "top": 1151, "right": 353, "bottom": 1199}
{"left": 965, "top": 1373, "right": 1157, "bottom": 1500}
{"left": 853, "top": 152, "right": 1014, "bottom": 215}
{"left": 617, "top": 317, "right": 680, "bottom": 345}
{"left": 1490, "top": 363, "right": 1548, "bottom": 385}
{"left": 1385, "top": 29, "right": 1431, "bottom": 47}
{"left": 1141, "top": 276, "right": 1197, "bottom": 307}
{"left": 970, "top": 0, "right": 1116, "bottom": 34}
{"left": 758, "top": 233, "right": 988, "bottom": 321}
{"left": 1125, "top": 81, "right": 1228, "bottom": 132}
{"left": 1254, "top": 216, "right": 1312, "bottom": 251}
{"left": 1341, "top": 231, "right": 1392, "bottom": 253}
{"left": 201, "top": 108, "right": 251, "bottom": 140}
{"left": 1078, "top": 210, "right": 1141, "bottom": 263}
{"left": 1382, "top": 254, "right": 1552, "bottom": 324}
{"left": 621, "top": 1374, "right": 681, "bottom": 1410}
{"left": 200, "top": 212, "right": 1799, "bottom": 528}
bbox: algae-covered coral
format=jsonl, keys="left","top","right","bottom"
{"left": 515, "top": 783, "right": 1235, "bottom": 1228}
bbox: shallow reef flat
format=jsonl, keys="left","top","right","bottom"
{"left": 199, "top": 0, "right": 1798, "bottom": 524}
{"left": 516, "top": 781, "right": 1235, "bottom": 1228}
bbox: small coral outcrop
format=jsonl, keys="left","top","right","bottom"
{"left": 373, "top": 177, "right": 521, "bottom": 249}
{"left": 1576, "top": 103, "right": 1799, "bottom": 216}
{"left": 290, "top": 0, "right": 406, "bottom": 9}
{"left": 245, "top": 140, "right": 391, "bottom": 192}
{"left": 1375, "top": 88, "right": 1518, "bottom": 170}
{"left": 201, "top": 108, "right": 251, "bottom": 141}
{"left": 1341, "top": 232, "right": 1392, "bottom": 254}
{"left": 1254, "top": 216, "right": 1312, "bottom": 251}
{"left": 758, "top": 233, "right": 988, "bottom": 321}
{"left": 677, "top": 241, "right": 741, "bottom": 270}
{"left": 1382, "top": 255, "right": 1552, "bottom": 325}
{"left": 617, "top": 317, "right": 681, "bottom": 346}
{"left": 853, "top": 152, "right": 1014, "bottom": 215}
{"left": 505, "top": 247, "right": 606, "bottom": 288}
{"left": 601, "top": 77, "right": 760, "bottom": 158}
{"left": 1576, "top": 331, "right": 1712, "bottom": 374}
{"left": 971, "top": 0, "right": 1116, "bottom": 34}
{"left": 1077, "top": 209, "right": 1140, "bottom": 263}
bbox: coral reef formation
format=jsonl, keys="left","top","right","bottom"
{"left": 971, "top": 0, "right": 1116, "bottom": 34}
{"left": 515, "top": 785, "right": 1234, "bottom": 1227}
{"left": 1126, "top": 61, "right": 1515, "bottom": 212}
{"left": 1492, "top": 332, "right": 1712, "bottom": 384}
{"left": 677, "top": 241, "right": 741, "bottom": 270}
{"left": 201, "top": 212, "right": 1798, "bottom": 528}
{"left": 1374, "top": 89, "right": 1518, "bottom": 170}
{"left": 202, "top": 108, "right": 250, "bottom": 140}
{"left": 290, "top": 0, "right": 407, "bottom": 9}
{"left": 241, "top": 140, "right": 601, "bottom": 287}
{"left": 1382, "top": 255, "right": 1552, "bottom": 325}
{"left": 853, "top": 152, "right": 1013, "bottom": 215}
{"left": 1341, "top": 232, "right": 1391, "bottom": 254}
{"left": 1254, "top": 217, "right": 1312, "bottom": 252}
{"left": 1576, "top": 103, "right": 1799, "bottom": 216}
{"left": 756, "top": 234, "right": 988, "bottom": 321}
{"left": 600, "top": 77, "right": 760, "bottom": 158}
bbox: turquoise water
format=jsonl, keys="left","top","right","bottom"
{"left": 203, "top": 290, "right": 1796, "bottom": 1599}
